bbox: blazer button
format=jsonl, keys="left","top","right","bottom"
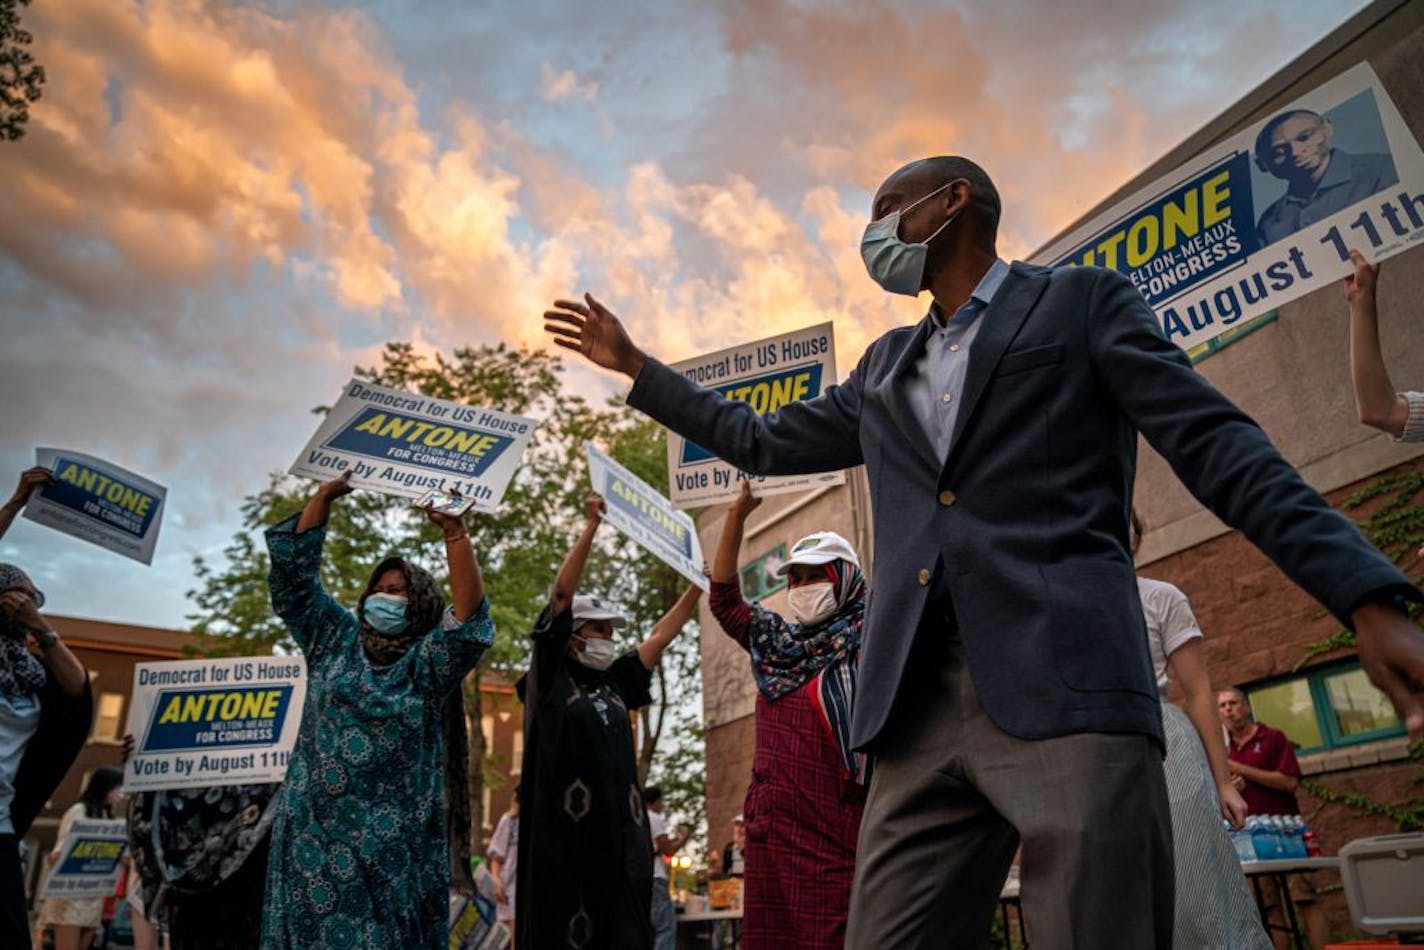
{"left": 917, "top": 568, "right": 931, "bottom": 586}
{"left": 938, "top": 490, "right": 957, "bottom": 507}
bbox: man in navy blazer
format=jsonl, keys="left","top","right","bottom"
{"left": 545, "top": 156, "right": 1424, "bottom": 949}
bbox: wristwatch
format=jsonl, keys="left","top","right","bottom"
{"left": 33, "top": 627, "right": 60, "bottom": 649}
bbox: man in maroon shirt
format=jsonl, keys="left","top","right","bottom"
{"left": 1218, "top": 687, "right": 1302, "bottom": 815}
{"left": 1218, "top": 686, "right": 1325, "bottom": 948}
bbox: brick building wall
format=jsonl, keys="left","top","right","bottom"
{"left": 478, "top": 676, "right": 523, "bottom": 852}
{"left": 703, "top": 715, "right": 756, "bottom": 871}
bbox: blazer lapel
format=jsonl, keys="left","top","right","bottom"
{"left": 875, "top": 317, "right": 942, "bottom": 472}
{"left": 943, "top": 263, "right": 1050, "bottom": 469}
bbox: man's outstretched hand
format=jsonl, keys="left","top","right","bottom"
{"left": 544, "top": 294, "right": 647, "bottom": 378}
{"left": 1352, "top": 600, "right": 1424, "bottom": 742}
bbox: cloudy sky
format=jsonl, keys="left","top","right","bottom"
{"left": 0, "top": 0, "right": 1367, "bottom": 629}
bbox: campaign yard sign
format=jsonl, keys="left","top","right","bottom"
{"left": 1034, "top": 62, "right": 1424, "bottom": 355}
{"left": 586, "top": 443, "right": 709, "bottom": 591}
{"left": 125, "top": 657, "right": 307, "bottom": 791}
{"left": 39, "top": 819, "right": 127, "bottom": 899}
{"left": 24, "top": 449, "right": 167, "bottom": 564}
{"left": 666, "top": 323, "right": 845, "bottom": 508}
{"left": 289, "top": 379, "right": 538, "bottom": 511}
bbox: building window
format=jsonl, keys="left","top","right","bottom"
{"left": 739, "top": 544, "right": 788, "bottom": 602}
{"left": 1246, "top": 659, "right": 1405, "bottom": 754}
{"left": 511, "top": 731, "right": 523, "bottom": 775}
{"left": 93, "top": 693, "right": 125, "bottom": 742}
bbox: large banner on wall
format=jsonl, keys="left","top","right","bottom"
{"left": 289, "top": 379, "right": 537, "bottom": 511}
{"left": 665, "top": 323, "right": 845, "bottom": 508}
{"left": 1035, "top": 62, "right": 1424, "bottom": 353}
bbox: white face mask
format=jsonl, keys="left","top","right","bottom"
{"left": 787, "top": 582, "right": 838, "bottom": 626}
{"left": 574, "top": 635, "right": 619, "bottom": 670}
{"left": 860, "top": 180, "right": 962, "bottom": 296}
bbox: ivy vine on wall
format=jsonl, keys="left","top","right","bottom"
{"left": 1297, "top": 464, "right": 1423, "bottom": 833}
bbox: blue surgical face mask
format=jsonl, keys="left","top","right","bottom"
{"left": 860, "top": 180, "right": 961, "bottom": 296}
{"left": 362, "top": 593, "right": 409, "bottom": 636}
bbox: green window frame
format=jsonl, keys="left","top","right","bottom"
{"left": 1244, "top": 659, "right": 1406, "bottom": 755}
{"left": 739, "top": 544, "right": 788, "bottom": 602}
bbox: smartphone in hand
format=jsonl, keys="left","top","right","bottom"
{"left": 415, "top": 489, "right": 476, "bottom": 516}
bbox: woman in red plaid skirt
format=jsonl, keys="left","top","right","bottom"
{"left": 708, "top": 482, "right": 869, "bottom": 949}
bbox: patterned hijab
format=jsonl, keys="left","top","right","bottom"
{"left": 357, "top": 556, "right": 475, "bottom": 892}
{"left": 0, "top": 563, "right": 47, "bottom": 698}
{"left": 746, "top": 560, "right": 870, "bottom": 783}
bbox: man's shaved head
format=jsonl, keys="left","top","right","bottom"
{"left": 874, "top": 156, "right": 1001, "bottom": 247}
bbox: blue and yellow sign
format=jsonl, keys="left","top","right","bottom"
{"left": 289, "top": 379, "right": 539, "bottom": 511}
{"left": 143, "top": 685, "right": 294, "bottom": 752}
{"left": 40, "top": 818, "right": 128, "bottom": 899}
{"left": 680, "top": 364, "right": 825, "bottom": 465}
{"left": 587, "top": 443, "right": 708, "bottom": 591}
{"left": 1052, "top": 153, "right": 1260, "bottom": 309}
{"left": 57, "top": 838, "right": 125, "bottom": 877}
{"left": 127, "top": 658, "right": 307, "bottom": 792}
{"left": 665, "top": 324, "right": 845, "bottom": 507}
{"left": 1035, "top": 64, "right": 1424, "bottom": 355}
{"left": 324, "top": 408, "right": 515, "bottom": 477}
{"left": 25, "top": 449, "right": 167, "bottom": 564}
{"left": 40, "top": 456, "right": 160, "bottom": 538}
{"left": 605, "top": 474, "right": 693, "bottom": 558}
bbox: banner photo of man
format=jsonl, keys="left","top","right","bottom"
{"left": 23, "top": 448, "right": 167, "bottom": 565}
{"left": 124, "top": 656, "right": 308, "bottom": 791}
{"left": 1035, "top": 61, "right": 1424, "bottom": 354}
{"left": 288, "top": 378, "right": 538, "bottom": 511}
{"left": 665, "top": 323, "right": 845, "bottom": 508}
{"left": 586, "top": 442, "right": 710, "bottom": 591}
{"left": 39, "top": 818, "right": 128, "bottom": 899}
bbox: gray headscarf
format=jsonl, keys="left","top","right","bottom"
{"left": 0, "top": 563, "right": 47, "bottom": 697}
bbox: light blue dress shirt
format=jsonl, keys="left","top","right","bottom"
{"left": 906, "top": 258, "right": 1010, "bottom": 460}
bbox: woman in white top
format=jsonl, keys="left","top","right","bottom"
{"left": 36, "top": 767, "right": 124, "bottom": 950}
{"left": 1132, "top": 512, "right": 1271, "bottom": 950}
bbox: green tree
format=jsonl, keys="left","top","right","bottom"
{"left": 1, "top": 0, "right": 44, "bottom": 141}
{"left": 188, "top": 342, "right": 706, "bottom": 842}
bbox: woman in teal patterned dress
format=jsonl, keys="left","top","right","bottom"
{"left": 260, "top": 472, "right": 494, "bottom": 949}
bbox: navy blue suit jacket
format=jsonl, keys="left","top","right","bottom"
{"left": 628, "top": 262, "right": 1416, "bottom": 751}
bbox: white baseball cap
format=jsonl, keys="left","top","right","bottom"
{"left": 775, "top": 531, "right": 860, "bottom": 575}
{"left": 571, "top": 594, "right": 628, "bottom": 630}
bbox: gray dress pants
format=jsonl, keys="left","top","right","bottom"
{"left": 845, "top": 636, "right": 1174, "bottom": 949}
